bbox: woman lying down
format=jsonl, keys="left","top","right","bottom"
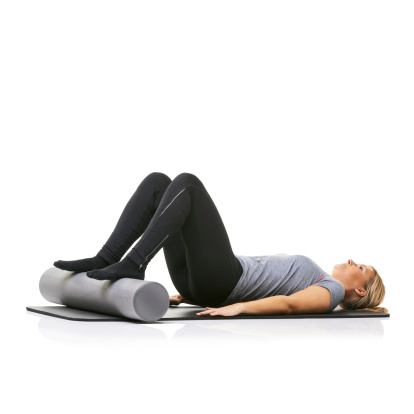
{"left": 53, "top": 172, "right": 387, "bottom": 317}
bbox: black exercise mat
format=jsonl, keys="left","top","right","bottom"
{"left": 26, "top": 305, "right": 390, "bottom": 322}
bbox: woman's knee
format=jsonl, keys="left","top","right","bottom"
{"left": 172, "top": 172, "right": 204, "bottom": 188}
{"left": 143, "top": 172, "right": 172, "bottom": 186}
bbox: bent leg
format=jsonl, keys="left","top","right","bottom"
{"left": 87, "top": 173, "right": 243, "bottom": 307}
{"left": 165, "top": 174, "right": 243, "bottom": 307}
{"left": 54, "top": 172, "right": 172, "bottom": 272}
{"left": 97, "top": 172, "right": 172, "bottom": 263}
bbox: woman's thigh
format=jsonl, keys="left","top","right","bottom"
{"left": 162, "top": 173, "right": 243, "bottom": 307}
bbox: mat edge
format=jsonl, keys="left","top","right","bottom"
{"left": 26, "top": 305, "right": 390, "bottom": 321}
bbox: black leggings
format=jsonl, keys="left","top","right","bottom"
{"left": 97, "top": 172, "right": 243, "bottom": 307}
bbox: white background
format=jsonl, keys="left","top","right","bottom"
{"left": 1, "top": 1, "right": 413, "bottom": 413}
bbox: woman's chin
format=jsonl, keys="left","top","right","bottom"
{"left": 332, "top": 264, "right": 342, "bottom": 278}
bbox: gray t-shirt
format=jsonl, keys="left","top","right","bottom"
{"left": 220, "top": 254, "right": 345, "bottom": 313}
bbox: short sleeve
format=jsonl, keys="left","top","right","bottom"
{"left": 314, "top": 275, "right": 345, "bottom": 313}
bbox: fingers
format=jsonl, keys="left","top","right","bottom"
{"left": 196, "top": 307, "right": 219, "bottom": 316}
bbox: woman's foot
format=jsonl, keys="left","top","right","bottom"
{"left": 53, "top": 254, "right": 115, "bottom": 272}
{"left": 86, "top": 256, "right": 145, "bottom": 281}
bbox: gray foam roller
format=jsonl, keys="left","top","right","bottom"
{"left": 39, "top": 267, "right": 170, "bottom": 322}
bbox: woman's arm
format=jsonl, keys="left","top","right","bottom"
{"left": 240, "top": 295, "right": 291, "bottom": 315}
{"left": 240, "top": 286, "right": 331, "bottom": 315}
{"left": 196, "top": 286, "right": 331, "bottom": 317}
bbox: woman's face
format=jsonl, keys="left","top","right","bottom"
{"left": 332, "top": 259, "right": 375, "bottom": 292}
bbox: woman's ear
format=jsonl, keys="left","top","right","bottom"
{"left": 354, "top": 287, "right": 367, "bottom": 297}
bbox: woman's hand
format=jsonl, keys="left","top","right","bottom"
{"left": 169, "top": 294, "right": 197, "bottom": 306}
{"left": 169, "top": 294, "right": 184, "bottom": 306}
{"left": 196, "top": 303, "right": 244, "bottom": 317}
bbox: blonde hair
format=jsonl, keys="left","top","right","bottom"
{"left": 340, "top": 266, "right": 388, "bottom": 313}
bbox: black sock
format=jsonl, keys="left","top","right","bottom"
{"left": 54, "top": 254, "right": 115, "bottom": 272}
{"left": 86, "top": 256, "right": 146, "bottom": 281}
